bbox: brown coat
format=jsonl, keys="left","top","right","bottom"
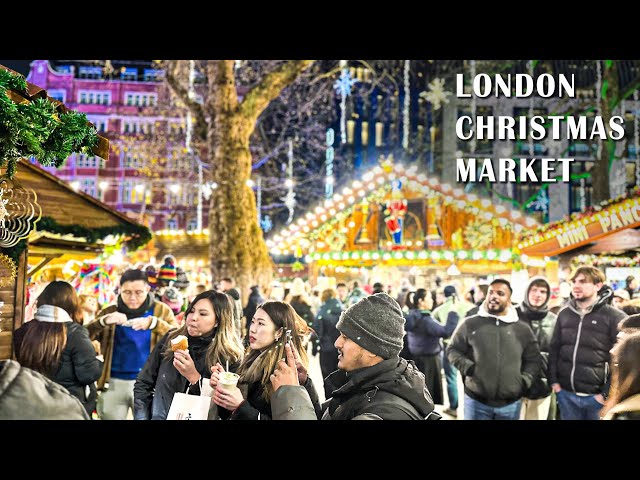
{"left": 88, "top": 301, "right": 177, "bottom": 390}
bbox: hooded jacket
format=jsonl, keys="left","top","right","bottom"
{"left": 548, "top": 285, "right": 626, "bottom": 395}
{"left": 447, "top": 303, "right": 541, "bottom": 407}
{"left": 0, "top": 360, "right": 89, "bottom": 419}
{"left": 271, "top": 357, "right": 435, "bottom": 420}
{"left": 516, "top": 276, "right": 558, "bottom": 399}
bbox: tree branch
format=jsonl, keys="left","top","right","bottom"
{"left": 240, "top": 61, "right": 315, "bottom": 123}
{"left": 164, "top": 60, "right": 208, "bottom": 142}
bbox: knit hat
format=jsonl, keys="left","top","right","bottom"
{"left": 336, "top": 292, "right": 405, "bottom": 359}
{"left": 162, "top": 286, "right": 183, "bottom": 313}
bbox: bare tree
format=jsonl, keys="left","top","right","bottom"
{"left": 165, "top": 60, "right": 314, "bottom": 297}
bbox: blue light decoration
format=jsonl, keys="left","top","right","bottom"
{"left": 334, "top": 62, "right": 358, "bottom": 144}
{"left": 325, "top": 128, "right": 335, "bottom": 199}
{"left": 261, "top": 215, "right": 273, "bottom": 233}
{"left": 527, "top": 188, "right": 549, "bottom": 215}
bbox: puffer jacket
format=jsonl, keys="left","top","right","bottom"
{"left": 447, "top": 304, "right": 541, "bottom": 407}
{"left": 516, "top": 277, "right": 557, "bottom": 399}
{"left": 548, "top": 288, "right": 627, "bottom": 395}
{"left": 0, "top": 360, "right": 89, "bottom": 420}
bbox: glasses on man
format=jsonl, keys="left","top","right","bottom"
{"left": 121, "top": 290, "right": 146, "bottom": 297}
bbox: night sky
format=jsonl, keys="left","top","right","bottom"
{"left": 0, "top": 60, "right": 33, "bottom": 76}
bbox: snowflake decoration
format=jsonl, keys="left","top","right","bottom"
{"left": 419, "top": 78, "right": 451, "bottom": 111}
{"left": 260, "top": 215, "right": 273, "bottom": 233}
{"left": 527, "top": 189, "right": 549, "bottom": 213}
{"left": 334, "top": 69, "right": 359, "bottom": 98}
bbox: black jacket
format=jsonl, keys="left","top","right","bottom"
{"left": 516, "top": 277, "right": 558, "bottom": 399}
{"left": 323, "top": 357, "right": 435, "bottom": 420}
{"left": 134, "top": 329, "right": 239, "bottom": 420}
{"left": 13, "top": 321, "right": 102, "bottom": 415}
{"left": 447, "top": 305, "right": 541, "bottom": 407}
{"left": 549, "top": 291, "right": 626, "bottom": 395}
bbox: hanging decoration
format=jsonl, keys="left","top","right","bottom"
{"left": 260, "top": 215, "right": 273, "bottom": 233}
{"left": 527, "top": 188, "right": 549, "bottom": 215}
{"left": 402, "top": 60, "right": 411, "bottom": 150}
{"left": 0, "top": 177, "right": 42, "bottom": 248}
{"left": 334, "top": 61, "right": 358, "bottom": 144}
{"left": 0, "top": 253, "right": 17, "bottom": 287}
{"left": 464, "top": 219, "right": 493, "bottom": 250}
{"left": 580, "top": 177, "right": 586, "bottom": 212}
{"left": 426, "top": 196, "right": 444, "bottom": 247}
{"left": 282, "top": 139, "right": 296, "bottom": 224}
{"left": 419, "top": 78, "right": 451, "bottom": 111}
{"left": 325, "top": 128, "right": 335, "bottom": 199}
{"left": 72, "top": 263, "right": 117, "bottom": 307}
{"left": 528, "top": 60, "right": 535, "bottom": 159}
{"left": 355, "top": 199, "right": 372, "bottom": 244}
{"left": 384, "top": 179, "right": 408, "bottom": 250}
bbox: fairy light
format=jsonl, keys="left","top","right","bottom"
{"left": 402, "top": 60, "right": 410, "bottom": 150}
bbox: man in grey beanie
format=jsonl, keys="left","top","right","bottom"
{"left": 268, "top": 293, "right": 438, "bottom": 420}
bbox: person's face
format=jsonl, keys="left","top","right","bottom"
{"left": 120, "top": 280, "right": 150, "bottom": 309}
{"left": 486, "top": 283, "right": 511, "bottom": 314}
{"left": 248, "top": 308, "right": 281, "bottom": 351}
{"left": 83, "top": 297, "right": 98, "bottom": 313}
{"left": 336, "top": 286, "right": 348, "bottom": 301}
{"left": 335, "top": 332, "right": 371, "bottom": 372}
{"left": 631, "top": 279, "right": 638, "bottom": 290}
{"left": 186, "top": 298, "right": 217, "bottom": 337}
{"left": 436, "top": 292, "right": 445, "bottom": 305}
{"left": 528, "top": 285, "right": 548, "bottom": 309}
{"left": 613, "top": 297, "right": 625, "bottom": 309}
{"left": 220, "top": 280, "right": 232, "bottom": 292}
{"left": 571, "top": 274, "right": 601, "bottom": 302}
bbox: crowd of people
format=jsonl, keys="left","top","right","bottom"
{"left": 2, "top": 262, "right": 639, "bottom": 421}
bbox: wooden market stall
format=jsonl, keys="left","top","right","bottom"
{"left": 266, "top": 159, "right": 541, "bottom": 286}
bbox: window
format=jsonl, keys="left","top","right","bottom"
{"left": 87, "top": 116, "right": 108, "bottom": 133}
{"left": 121, "top": 68, "right": 138, "bottom": 81}
{"left": 77, "top": 90, "right": 111, "bottom": 105}
{"left": 78, "top": 66, "right": 103, "bottom": 79}
{"left": 76, "top": 154, "right": 99, "bottom": 168}
{"left": 122, "top": 119, "right": 154, "bottom": 135}
{"left": 124, "top": 92, "right": 158, "bottom": 107}
{"left": 48, "top": 89, "right": 66, "bottom": 103}
{"left": 167, "top": 218, "right": 178, "bottom": 230}
{"left": 187, "top": 218, "right": 198, "bottom": 232}
{"left": 81, "top": 179, "right": 97, "bottom": 198}
{"left": 143, "top": 69, "right": 164, "bottom": 82}
{"left": 121, "top": 181, "right": 133, "bottom": 204}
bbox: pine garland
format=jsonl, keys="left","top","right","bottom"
{"left": 0, "top": 69, "right": 99, "bottom": 178}
{"left": 0, "top": 216, "right": 151, "bottom": 263}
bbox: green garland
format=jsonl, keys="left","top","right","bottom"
{"left": 0, "top": 69, "right": 99, "bottom": 178}
{"left": 0, "top": 217, "right": 151, "bottom": 263}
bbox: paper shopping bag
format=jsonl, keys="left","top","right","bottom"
{"left": 167, "top": 392, "right": 211, "bottom": 420}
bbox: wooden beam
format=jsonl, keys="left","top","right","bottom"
{"left": 27, "top": 254, "right": 62, "bottom": 278}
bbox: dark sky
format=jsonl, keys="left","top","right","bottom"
{"left": 0, "top": 60, "right": 32, "bottom": 76}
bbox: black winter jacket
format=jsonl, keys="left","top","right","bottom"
{"left": 548, "top": 294, "right": 626, "bottom": 395}
{"left": 323, "top": 357, "right": 435, "bottom": 420}
{"left": 13, "top": 321, "right": 102, "bottom": 415}
{"left": 447, "top": 306, "right": 541, "bottom": 407}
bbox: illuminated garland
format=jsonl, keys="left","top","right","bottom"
{"left": 464, "top": 219, "right": 493, "bottom": 249}
{"left": 571, "top": 253, "right": 640, "bottom": 268}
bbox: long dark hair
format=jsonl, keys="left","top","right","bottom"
{"left": 17, "top": 281, "right": 79, "bottom": 375}
{"left": 162, "top": 290, "right": 244, "bottom": 368}
{"left": 238, "top": 301, "right": 310, "bottom": 401}
{"left": 406, "top": 288, "right": 432, "bottom": 311}
{"left": 602, "top": 331, "right": 640, "bottom": 417}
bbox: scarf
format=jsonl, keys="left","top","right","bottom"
{"left": 34, "top": 305, "right": 74, "bottom": 323}
{"left": 117, "top": 294, "right": 154, "bottom": 319}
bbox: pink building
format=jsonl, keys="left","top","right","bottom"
{"left": 26, "top": 60, "right": 207, "bottom": 233}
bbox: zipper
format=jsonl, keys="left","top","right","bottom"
{"left": 570, "top": 312, "right": 585, "bottom": 392}
{"left": 495, "top": 318, "right": 500, "bottom": 400}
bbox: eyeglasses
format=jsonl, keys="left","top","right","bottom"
{"left": 121, "top": 290, "right": 146, "bottom": 297}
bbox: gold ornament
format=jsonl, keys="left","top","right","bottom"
{"left": 464, "top": 219, "right": 493, "bottom": 250}
{"left": 0, "top": 254, "right": 18, "bottom": 287}
{"left": 0, "top": 177, "right": 42, "bottom": 248}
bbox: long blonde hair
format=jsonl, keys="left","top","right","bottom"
{"left": 162, "top": 290, "right": 244, "bottom": 369}
{"left": 238, "top": 301, "right": 310, "bottom": 401}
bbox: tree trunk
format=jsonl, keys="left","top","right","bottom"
{"left": 204, "top": 60, "right": 313, "bottom": 300}
{"left": 592, "top": 60, "right": 618, "bottom": 205}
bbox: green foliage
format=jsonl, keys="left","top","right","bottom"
{"left": 0, "top": 69, "right": 99, "bottom": 178}
{"left": 0, "top": 217, "right": 152, "bottom": 263}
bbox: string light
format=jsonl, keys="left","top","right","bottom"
{"left": 402, "top": 60, "right": 410, "bottom": 150}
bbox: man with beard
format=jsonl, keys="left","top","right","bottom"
{"left": 517, "top": 277, "right": 557, "bottom": 420}
{"left": 549, "top": 266, "right": 626, "bottom": 420}
{"left": 268, "top": 293, "right": 438, "bottom": 420}
{"left": 89, "top": 269, "right": 176, "bottom": 419}
{"left": 447, "top": 279, "right": 540, "bottom": 420}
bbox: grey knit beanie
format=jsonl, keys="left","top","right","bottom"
{"left": 336, "top": 292, "right": 405, "bottom": 359}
